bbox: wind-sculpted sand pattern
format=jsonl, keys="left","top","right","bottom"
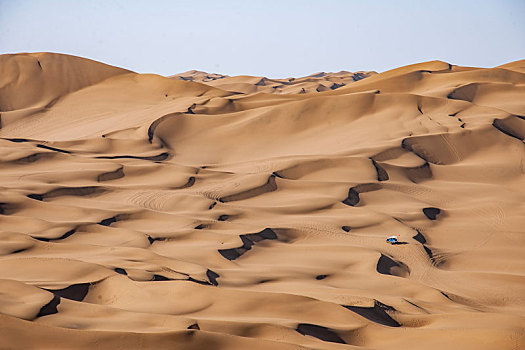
{"left": 0, "top": 53, "right": 524, "bottom": 349}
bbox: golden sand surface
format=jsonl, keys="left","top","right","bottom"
{"left": 0, "top": 53, "right": 524, "bottom": 349}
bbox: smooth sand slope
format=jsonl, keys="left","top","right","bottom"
{"left": 0, "top": 53, "right": 524, "bottom": 349}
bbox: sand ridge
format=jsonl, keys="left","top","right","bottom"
{"left": 0, "top": 53, "right": 524, "bottom": 349}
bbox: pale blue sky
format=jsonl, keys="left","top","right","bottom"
{"left": 1, "top": 0, "right": 524, "bottom": 77}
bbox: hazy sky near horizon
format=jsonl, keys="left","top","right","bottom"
{"left": 1, "top": 0, "right": 524, "bottom": 77}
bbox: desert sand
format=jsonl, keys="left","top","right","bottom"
{"left": 0, "top": 52, "right": 524, "bottom": 349}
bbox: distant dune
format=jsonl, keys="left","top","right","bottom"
{"left": 170, "top": 69, "right": 376, "bottom": 94}
{"left": 0, "top": 52, "right": 524, "bottom": 350}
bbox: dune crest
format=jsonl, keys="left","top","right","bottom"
{"left": 0, "top": 53, "right": 524, "bottom": 350}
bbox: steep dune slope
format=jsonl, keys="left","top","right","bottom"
{"left": 0, "top": 53, "right": 524, "bottom": 350}
{"left": 0, "top": 53, "right": 131, "bottom": 122}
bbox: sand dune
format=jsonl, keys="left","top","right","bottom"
{"left": 0, "top": 53, "right": 524, "bottom": 349}
{"left": 170, "top": 69, "right": 376, "bottom": 95}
